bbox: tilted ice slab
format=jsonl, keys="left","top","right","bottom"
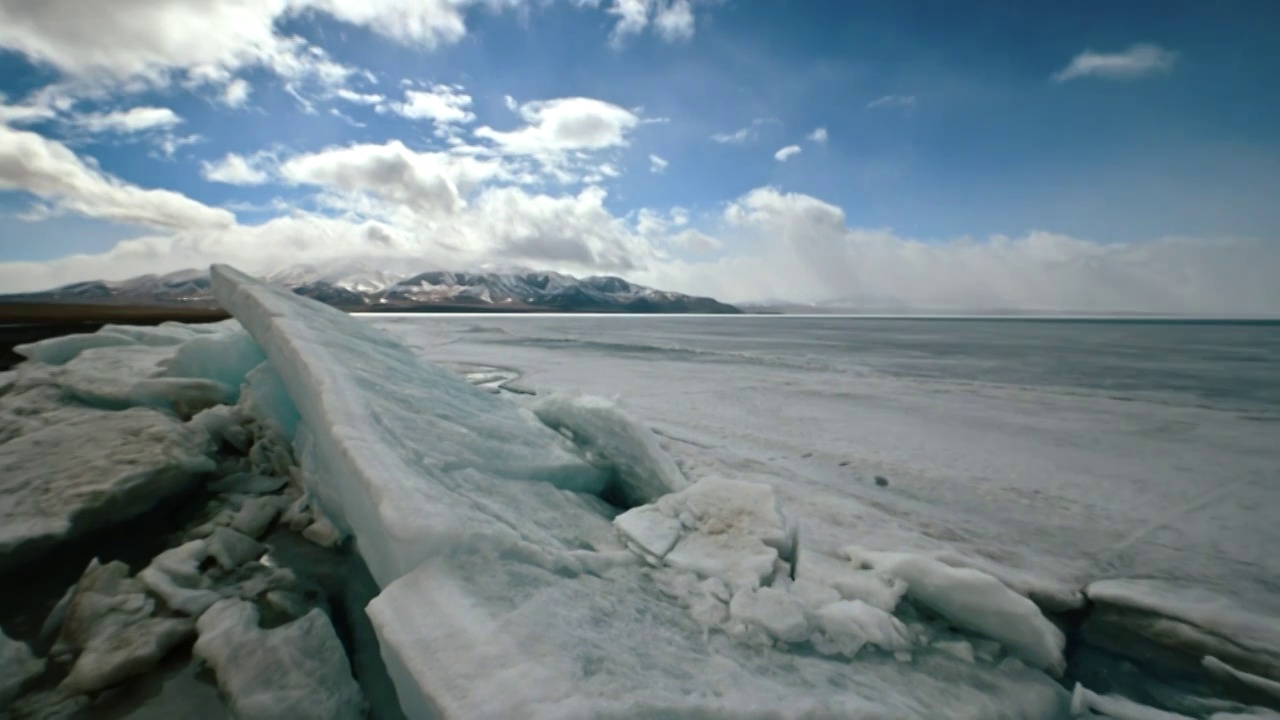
{"left": 1084, "top": 579, "right": 1280, "bottom": 683}
{"left": 210, "top": 265, "right": 616, "bottom": 587}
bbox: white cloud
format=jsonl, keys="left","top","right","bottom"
{"left": 154, "top": 133, "right": 202, "bottom": 158}
{"left": 74, "top": 106, "right": 183, "bottom": 133}
{"left": 1, "top": 156, "right": 1277, "bottom": 315}
{"left": 0, "top": 123, "right": 233, "bottom": 230}
{"left": 808, "top": 127, "right": 828, "bottom": 143}
{"left": 774, "top": 144, "right": 801, "bottom": 162}
{"left": 335, "top": 88, "right": 385, "bottom": 105}
{"left": 387, "top": 86, "right": 475, "bottom": 124}
{"left": 652, "top": 187, "right": 1279, "bottom": 313}
{"left": 201, "top": 152, "right": 273, "bottom": 185}
{"left": 649, "top": 153, "right": 668, "bottom": 173}
{"left": 607, "top": 0, "right": 654, "bottom": 45}
{"left": 603, "top": 0, "right": 708, "bottom": 45}
{"left": 0, "top": 0, "right": 517, "bottom": 103}
{"left": 279, "top": 141, "right": 508, "bottom": 216}
{"left": 475, "top": 97, "right": 639, "bottom": 155}
{"left": 867, "top": 94, "right": 917, "bottom": 110}
{"left": 711, "top": 117, "right": 775, "bottom": 144}
{"left": 222, "top": 78, "right": 251, "bottom": 108}
{"left": 654, "top": 0, "right": 695, "bottom": 42}
{"left": 1053, "top": 43, "right": 1177, "bottom": 82}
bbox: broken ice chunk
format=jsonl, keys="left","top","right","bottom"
{"left": 614, "top": 506, "right": 682, "bottom": 560}
{"left": 0, "top": 629, "right": 44, "bottom": 708}
{"left": 62, "top": 616, "right": 194, "bottom": 694}
{"left": 1070, "top": 683, "right": 1196, "bottom": 719}
{"left": 205, "top": 527, "right": 267, "bottom": 571}
{"left": 933, "top": 640, "right": 977, "bottom": 664}
{"left": 230, "top": 496, "right": 279, "bottom": 539}
{"left": 1203, "top": 656, "right": 1280, "bottom": 705}
{"left": 139, "top": 540, "right": 223, "bottom": 617}
{"left": 615, "top": 478, "right": 790, "bottom": 590}
{"left": 813, "top": 599, "right": 914, "bottom": 657}
{"left": 533, "top": 393, "right": 689, "bottom": 506}
{"left": 851, "top": 547, "right": 1066, "bottom": 676}
{"left": 194, "top": 599, "right": 365, "bottom": 720}
{"left": 727, "top": 586, "right": 811, "bottom": 645}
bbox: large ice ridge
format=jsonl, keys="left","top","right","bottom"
{"left": 208, "top": 265, "right": 1077, "bottom": 719}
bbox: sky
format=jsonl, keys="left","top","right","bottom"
{"left": 0, "top": 0, "right": 1278, "bottom": 312}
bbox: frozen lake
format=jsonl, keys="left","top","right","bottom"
{"left": 374, "top": 316, "right": 1280, "bottom": 617}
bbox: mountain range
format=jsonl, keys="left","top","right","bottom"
{"left": 0, "top": 262, "right": 742, "bottom": 314}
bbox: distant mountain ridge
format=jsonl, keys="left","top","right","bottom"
{"left": 3, "top": 263, "right": 741, "bottom": 314}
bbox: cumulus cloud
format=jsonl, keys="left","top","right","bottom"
{"left": 1053, "top": 43, "right": 1178, "bottom": 82}
{"left": 807, "top": 127, "right": 828, "bottom": 143}
{"left": 387, "top": 85, "right": 476, "bottom": 125}
{"left": 74, "top": 106, "right": 183, "bottom": 133}
{"left": 774, "top": 144, "right": 801, "bottom": 162}
{"left": 201, "top": 152, "right": 273, "bottom": 185}
{"left": 475, "top": 97, "right": 639, "bottom": 155}
{"left": 867, "top": 94, "right": 916, "bottom": 111}
{"left": 649, "top": 153, "right": 668, "bottom": 173}
{"left": 279, "top": 140, "right": 508, "bottom": 216}
{"left": 0, "top": 123, "right": 234, "bottom": 230}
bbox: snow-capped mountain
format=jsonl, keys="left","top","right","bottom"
{"left": 5, "top": 263, "right": 741, "bottom": 314}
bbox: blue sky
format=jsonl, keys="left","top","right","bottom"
{"left": 0, "top": 0, "right": 1277, "bottom": 311}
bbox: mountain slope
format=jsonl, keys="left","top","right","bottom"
{"left": 3, "top": 264, "right": 741, "bottom": 314}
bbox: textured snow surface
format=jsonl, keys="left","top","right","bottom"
{"left": 211, "top": 264, "right": 616, "bottom": 587}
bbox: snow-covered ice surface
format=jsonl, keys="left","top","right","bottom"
{"left": 368, "top": 314, "right": 1280, "bottom": 717}
{"left": 374, "top": 317, "right": 1280, "bottom": 613}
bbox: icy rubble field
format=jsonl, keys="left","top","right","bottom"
{"left": 2, "top": 269, "right": 1278, "bottom": 720}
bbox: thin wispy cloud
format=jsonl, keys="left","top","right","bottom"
{"left": 807, "top": 127, "right": 827, "bottom": 144}
{"left": 866, "top": 95, "right": 916, "bottom": 111}
{"left": 649, "top": 154, "right": 669, "bottom": 173}
{"left": 711, "top": 117, "right": 777, "bottom": 144}
{"left": 1053, "top": 43, "right": 1177, "bottom": 82}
